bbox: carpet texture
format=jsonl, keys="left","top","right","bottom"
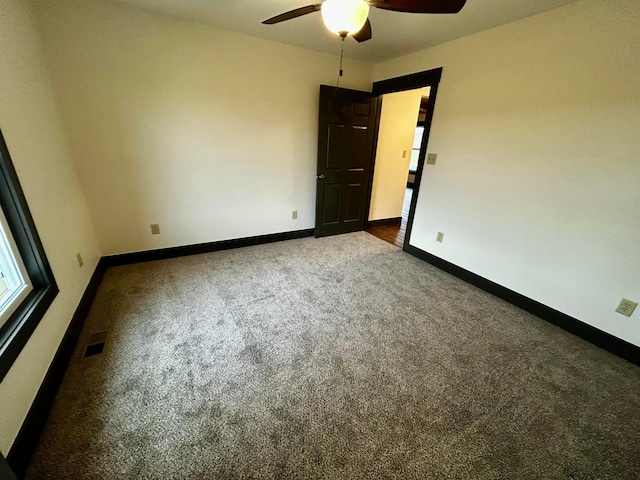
{"left": 26, "top": 232, "right": 640, "bottom": 479}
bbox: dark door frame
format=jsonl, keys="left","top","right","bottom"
{"left": 363, "top": 67, "right": 443, "bottom": 252}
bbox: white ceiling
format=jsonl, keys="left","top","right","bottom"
{"left": 112, "top": 0, "right": 578, "bottom": 63}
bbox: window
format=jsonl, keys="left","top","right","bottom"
{"left": 0, "top": 207, "right": 32, "bottom": 327}
{"left": 0, "top": 130, "right": 58, "bottom": 381}
{"left": 409, "top": 126, "right": 425, "bottom": 172}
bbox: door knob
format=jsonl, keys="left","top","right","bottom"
{"left": 316, "top": 174, "right": 326, "bottom": 179}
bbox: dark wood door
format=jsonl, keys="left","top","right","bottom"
{"left": 315, "top": 85, "right": 378, "bottom": 238}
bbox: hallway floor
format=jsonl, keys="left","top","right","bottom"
{"left": 366, "top": 187, "right": 413, "bottom": 248}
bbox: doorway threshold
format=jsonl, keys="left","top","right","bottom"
{"left": 365, "top": 187, "right": 413, "bottom": 248}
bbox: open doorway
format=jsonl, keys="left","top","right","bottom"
{"left": 313, "top": 68, "right": 442, "bottom": 246}
{"left": 361, "top": 67, "right": 442, "bottom": 251}
{"left": 365, "top": 88, "right": 431, "bottom": 248}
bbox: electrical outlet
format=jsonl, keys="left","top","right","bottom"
{"left": 76, "top": 252, "right": 83, "bottom": 268}
{"left": 615, "top": 298, "right": 638, "bottom": 317}
{"left": 426, "top": 153, "right": 438, "bottom": 165}
{"left": 436, "top": 231, "right": 444, "bottom": 243}
{"left": 402, "top": 150, "right": 407, "bottom": 158}
{"left": 150, "top": 223, "right": 160, "bottom": 235}
{"left": 292, "top": 210, "right": 298, "bottom": 220}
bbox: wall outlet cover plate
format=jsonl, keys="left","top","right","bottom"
{"left": 615, "top": 298, "right": 638, "bottom": 317}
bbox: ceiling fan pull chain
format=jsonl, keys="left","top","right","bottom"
{"left": 337, "top": 36, "right": 345, "bottom": 88}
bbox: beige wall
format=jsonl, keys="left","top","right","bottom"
{"left": 32, "top": 0, "right": 374, "bottom": 256}
{"left": 374, "top": 0, "right": 640, "bottom": 346}
{"left": 368, "top": 88, "right": 429, "bottom": 221}
{"left": 0, "top": 0, "right": 101, "bottom": 454}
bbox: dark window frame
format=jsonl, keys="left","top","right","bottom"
{"left": 0, "top": 130, "right": 58, "bottom": 382}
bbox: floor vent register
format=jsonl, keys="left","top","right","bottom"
{"left": 84, "top": 331, "right": 108, "bottom": 357}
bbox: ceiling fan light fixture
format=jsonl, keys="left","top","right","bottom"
{"left": 321, "top": 0, "right": 369, "bottom": 37}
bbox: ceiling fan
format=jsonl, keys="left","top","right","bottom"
{"left": 262, "top": 0, "right": 467, "bottom": 42}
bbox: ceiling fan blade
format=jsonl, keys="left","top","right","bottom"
{"left": 352, "top": 18, "right": 372, "bottom": 42}
{"left": 262, "top": 4, "right": 322, "bottom": 25}
{"left": 370, "top": 0, "right": 467, "bottom": 14}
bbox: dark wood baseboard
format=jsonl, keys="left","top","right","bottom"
{"left": 1, "top": 451, "right": 17, "bottom": 480}
{"left": 404, "top": 244, "right": 640, "bottom": 366}
{"left": 365, "top": 217, "right": 402, "bottom": 229}
{"left": 103, "top": 228, "right": 315, "bottom": 267}
{"left": 6, "top": 258, "right": 108, "bottom": 478}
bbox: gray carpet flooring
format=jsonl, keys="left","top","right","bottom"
{"left": 27, "top": 232, "right": 640, "bottom": 479}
